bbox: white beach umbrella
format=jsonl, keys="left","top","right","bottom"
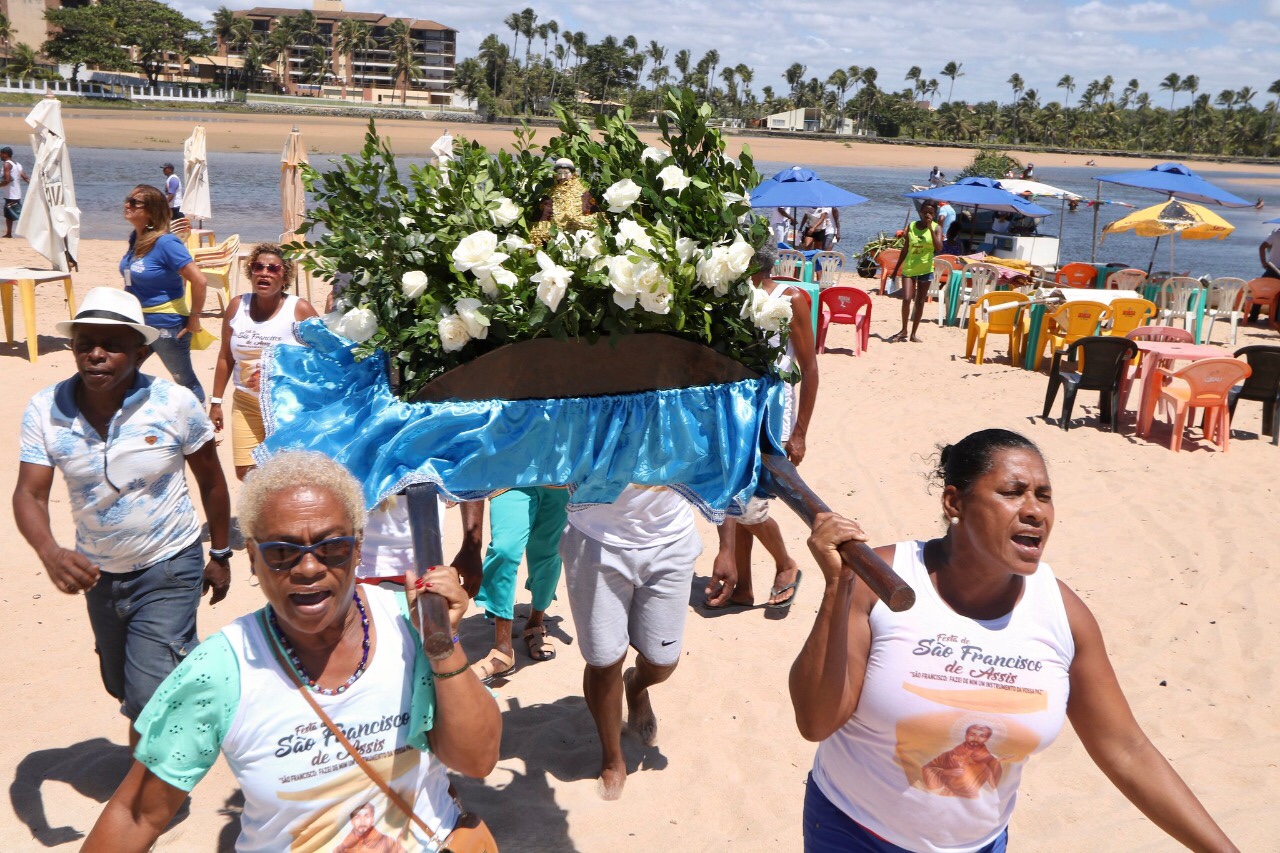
{"left": 280, "top": 126, "right": 308, "bottom": 238}
{"left": 15, "top": 96, "right": 80, "bottom": 271}
{"left": 182, "top": 125, "right": 212, "bottom": 224}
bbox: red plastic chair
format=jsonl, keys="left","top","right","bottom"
{"left": 816, "top": 286, "right": 872, "bottom": 355}
{"left": 1055, "top": 262, "right": 1097, "bottom": 289}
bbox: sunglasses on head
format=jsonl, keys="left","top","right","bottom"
{"left": 251, "top": 262, "right": 284, "bottom": 274}
{"left": 124, "top": 198, "right": 146, "bottom": 208}
{"left": 254, "top": 536, "right": 357, "bottom": 572}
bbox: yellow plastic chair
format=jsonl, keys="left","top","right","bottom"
{"left": 192, "top": 234, "right": 241, "bottom": 313}
{"left": 965, "top": 291, "right": 1030, "bottom": 365}
{"left": 1106, "top": 298, "right": 1157, "bottom": 338}
{"left": 1035, "top": 300, "right": 1112, "bottom": 371}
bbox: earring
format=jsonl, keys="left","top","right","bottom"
{"left": 949, "top": 516, "right": 960, "bottom": 526}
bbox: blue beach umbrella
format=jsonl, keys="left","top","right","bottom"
{"left": 1094, "top": 162, "right": 1252, "bottom": 208}
{"left": 749, "top": 166, "right": 869, "bottom": 208}
{"left": 904, "top": 177, "right": 1054, "bottom": 216}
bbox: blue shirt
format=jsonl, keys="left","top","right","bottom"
{"left": 20, "top": 373, "right": 214, "bottom": 573}
{"left": 937, "top": 203, "right": 957, "bottom": 238}
{"left": 120, "top": 233, "right": 194, "bottom": 329}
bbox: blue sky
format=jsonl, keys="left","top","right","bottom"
{"left": 172, "top": 1, "right": 1280, "bottom": 106}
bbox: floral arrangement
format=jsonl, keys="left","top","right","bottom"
{"left": 294, "top": 89, "right": 791, "bottom": 399}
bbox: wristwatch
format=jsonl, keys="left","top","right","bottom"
{"left": 209, "top": 547, "right": 232, "bottom": 563}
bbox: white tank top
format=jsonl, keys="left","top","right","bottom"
{"left": 229, "top": 293, "right": 302, "bottom": 398}
{"left": 812, "top": 541, "right": 1074, "bottom": 853}
{"left": 220, "top": 587, "right": 459, "bottom": 852}
{"left": 4, "top": 160, "right": 24, "bottom": 201}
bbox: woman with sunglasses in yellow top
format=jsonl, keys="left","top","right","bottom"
{"left": 209, "top": 244, "right": 318, "bottom": 480}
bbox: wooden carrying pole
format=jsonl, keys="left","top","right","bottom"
{"left": 404, "top": 482, "right": 457, "bottom": 660}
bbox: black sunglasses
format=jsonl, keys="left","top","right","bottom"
{"left": 254, "top": 536, "right": 357, "bottom": 572}
{"left": 124, "top": 198, "right": 146, "bottom": 208}
{"left": 251, "top": 262, "right": 284, "bottom": 274}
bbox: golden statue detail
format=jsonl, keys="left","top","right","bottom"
{"left": 529, "top": 158, "right": 601, "bottom": 247}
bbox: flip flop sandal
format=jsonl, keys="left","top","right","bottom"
{"left": 523, "top": 625, "right": 556, "bottom": 662}
{"left": 764, "top": 570, "right": 803, "bottom": 610}
{"left": 470, "top": 648, "right": 516, "bottom": 682}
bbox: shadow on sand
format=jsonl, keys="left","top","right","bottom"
{"left": 9, "top": 737, "right": 137, "bottom": 846}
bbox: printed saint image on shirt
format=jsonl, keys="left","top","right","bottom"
{"left": 334, "top": 802, "right": 407, "bottom": 852}
{"left": 894, "top": 710, "right": 1041, "bottom": 799}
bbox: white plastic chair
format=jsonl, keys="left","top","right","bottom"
{"left": 931, "top": 257, "right": 954, "bottom": 324}
{"left": 775, "top": 249, "right": 805, "bottom": 281}
{"left": 1202, "top": 277, "right": 1247, "bottom": 345}
{"left": 1105, "top": 267, "right": 1148, "bottom": 291}
{"left": 813, "top": 251, "right": 847, "bottom": 288}
{"left": 957, "top": 262, "right": 999, "bottom": 328}
{"left": 1156, "top": 276, "right": 1203, "bottom": 331}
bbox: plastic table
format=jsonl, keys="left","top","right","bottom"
{"left": 0, "top": 267, "right": 77, "bottom": 363}
{"left": 1133, "top": 341, "right": 1226, "bottom": 438}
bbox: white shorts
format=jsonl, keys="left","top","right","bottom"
{"left": 560, "top": 524, "right": 702, "bottom": 667}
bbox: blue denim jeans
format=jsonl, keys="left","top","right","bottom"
{"left": 84, "top": 538, "right": 204, "bottom": 719}
{"left": 803, "top": 774, "right": 1008, "bottom": 853}
{"left": 149, "top": 325, "right": 205, "bottom": 402}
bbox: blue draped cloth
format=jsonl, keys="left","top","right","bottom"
{"left": 257, "top": 320, "right": 787, "bottom": 522}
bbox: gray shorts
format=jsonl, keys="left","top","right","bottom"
{"left": 560, "top": 524, "right": 702, "bottom": 667}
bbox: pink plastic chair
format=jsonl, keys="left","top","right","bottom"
{"left": 816, "top": 286, "right": 872, "bottom": 355}
{"left": 1120, "top": 325, "right": 1196, "bottom": 407}
{"left": 1157, "top": 357, "right": 1252, "bottom": 452}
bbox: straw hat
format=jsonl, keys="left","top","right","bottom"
{"left": 56, "top": 287, "right": 159, "bottom": 344}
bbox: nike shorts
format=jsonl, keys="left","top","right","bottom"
{"left": 560, "top": 523, "right": 702, "bottom": 667}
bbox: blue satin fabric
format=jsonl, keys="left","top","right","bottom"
{"left": 258, "top": 320, "right": 786, "bottom": 522}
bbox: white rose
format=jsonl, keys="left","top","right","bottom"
{"left": 531, "top": 250, "right": 572, "bottom": 311}
{"left": 641, "top": 145, "right": 669, "bottom": 163}
{"left": 437, "top": 312, "right": 472, "bottom": 352}
{"left": 576, "top": 232, "right": 604, "bottom": 260}
{"left": 741, "top": 286, "right": 792, "bottom": 332}
{"left": 675, "top": 237, "right": 700, "bottom": 264}
{"left": 632, "top": 258, "right": 674, "bottom": 314}
{"left": 616, "top": 218, "right": 656, "bottom": 253}
{"left": 657, "top": 164, "right": 692, "bottom": 194}
{"left": 723, "top": 191, "right": 746, "bottom": 204}
{"left": 501, "top": 233, "right": 533, "bottom": 252}
{"left": 603, "top": 178, "right": 642, "bottom": 213}
{"left": 491, "top": 197, "right": 521, "bottom": 227}
{"left": 475, "top": 264, "right": 517, "bottom": 298}
{"left": 604, "top": 255, "right": 639, "bottom": 309}
{"left": 452, "top": 230, "right": 507, "bottom": 272}
{"left": 400, "top": 270, "right": 429, "bottom": 300}
{"left": 638, "top": 287, "right": 673, "bottom": 315}
{"left": 725, "top": 234, "right": 756, "bottom": 277}
{"left": 335, "top": 305, "right": 377, "bottom": 343}
{"left": 399, "top": 216, "right": 415, "bottom": 228}
{"left": 453, "top": 297, "right": 490, "bottom": 340}
{"left": 696, "top": 246, "right": 735, "bottom": 296}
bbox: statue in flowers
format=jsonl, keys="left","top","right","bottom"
{"left": 293, "top": 90, "right": 781, "bottom": 400}
{"left": 529, "top": 158, "right": 601, "bottom": 247}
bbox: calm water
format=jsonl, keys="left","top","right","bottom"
{"left": 15, "top": 146, "right": 1279, "bottom": 281}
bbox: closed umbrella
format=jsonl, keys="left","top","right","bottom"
{"left": 15, "top": 96, "right": 80, "bottom": 271}
{"left": 280, "top": 126, "right": 308, "bottom": 239}
{"left": 182, "top": 125, "right": 212, "bottom": 225}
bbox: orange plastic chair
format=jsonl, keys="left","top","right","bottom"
{"left": 1157, "top": 357, "right": 1252, "bottom": 452}
{"left": 1106, "top": 298, "right": 1157, "bottom": 338}
{"left": 1036, "top": 300, "right": 1111, "bottom": 371}
{"left": 1104, "top": 267, "right": 1147, "bottom": 291}
{"left": 1242, "top": 277, "right": 1280, "bottom": 325}
{"left": 816, "top": 285, "right": 872, "bottom": 355}
{"left": 1055, "top": 262, "right": 1096, "bottom": 289}
{"left": 965, "top": 291, "right": 1030, "bottom": 365}
{"left": 875, "top": 248, "right": 901, "bottom": 294}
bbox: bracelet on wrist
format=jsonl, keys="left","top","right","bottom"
{"left": 209, "top": 547, "right": 232, "bottom": 562}
{"left": 433, "top": 661, "right": 471, "bottom": 680}
{"left": 209, "top": 397, "right": 223, "bottom": 405}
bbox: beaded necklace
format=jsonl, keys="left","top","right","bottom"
{"left": 268, "top": 589, "right": 370, "bottom": 695}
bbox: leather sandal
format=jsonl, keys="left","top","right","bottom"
{"left": 470, "top": 648, "right": 516, "bottom": 682}
{"left": 523, "top": 625, "right": 556, "bottom": 661}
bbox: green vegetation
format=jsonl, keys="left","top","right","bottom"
{"left": 957, "top": 150, "right": 1023, "bottom": 181}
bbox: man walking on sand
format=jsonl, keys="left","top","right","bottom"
{"left": 1, "top": 145, "right": 30, "bottom": 238}
{"left": 560, "top": 485, "right": 736, "bottom": 800}
{"left": 13, "top": 288, "right": 231, "bottom": 747}
{"left": 162, "top": 162, "right": 183, "bottom": 220}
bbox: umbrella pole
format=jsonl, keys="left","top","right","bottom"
{"left": 1147, "top": 235, "right": 1160, "bottom": 275}
{"left": 1090, "top": 184, "right": 1101, "bottom": 263}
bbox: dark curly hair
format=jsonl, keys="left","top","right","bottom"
{"left": 933, "top": 429, "right": 1042, "bottom": 493}
{"left": 242, "top": 243, "right": 295, "bottom": 283}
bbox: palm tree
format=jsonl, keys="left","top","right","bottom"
{"left": 382, "top": 19, "right": 420, "bottom": 105}
{"left": 735, "top": 63, "right": 754, "bottom": 108}
{"left": 1181, "top": 74, "right": 1200, "bottom": 148}
{"left": 702, "top": 49, "right": 719, "bottom": 101}
{"left": 334, "top": 18, "right": 370, "bottom": 98}
{"left": 905, "top": 65, "right": 921, "bottom": 93}
{"left": 211, "top": 6, "right": 236, "bottom": 53}
{"left": 478, "top": 34, "right": 508, "bottom": 97}
{"left": 503, "top": 13, "right": 520, "bottom": 60}
{"left": 453, "top": 57, "right": 486, "bottom": 105}
{"left": 941, "top": 61, "right": 964, "bottom": 103}
{"left": 267, "top": 17, "right": 296, "bottom": 93}
{"left": 721, "top": 66, "right": 737, "bottom": 108}
{"left": 9, "top": 43, "right": 38, "bottom": 79}
{"left": 828, "top": 68, "right": 849, "bottom": 118}
{"left": 300, "top": 43, "right": 329, "bottom": 88}
{"left": 674, "top": 49, "right": 691, "bottom": 88}
{"left": 240, "top": 36, "right": 270, "bottom": 93}
{"left": 1007, "top": 74, "right": 1025, "bottom": 140}
{"left": 784, "top": 62, "right": 806, "bottom": 103}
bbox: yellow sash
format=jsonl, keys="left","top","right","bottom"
{"left": 141, "top": 292, "right": 217, "bottom": 351}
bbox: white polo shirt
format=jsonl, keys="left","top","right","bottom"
{"left": 20, "top": 374, "right": 213, "bottom": 573}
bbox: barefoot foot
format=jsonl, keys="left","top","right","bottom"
{"left": 623, "top": 667, "right": 658, "bottom": 747}
{"left": 597, "top": 763, "right": 627, "bottom": 800}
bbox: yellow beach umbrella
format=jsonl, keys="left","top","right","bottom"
{"left": 280, "top": 126, "right": 308, "bottom": 239}
{"left": 1102, "top": 199, "right": 1234, "bottom": 271}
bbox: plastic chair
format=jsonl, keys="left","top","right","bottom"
{"left": 1119, "top": 324, "right": 1195, "bottom": 405}
{"left": 1055, "top": 262, "right": 1096, "bottom": 289}
{"left": 934, "top": 254, "right": 962, "bottom": 268}
{"left": 169, "top": 216, "right": 193, "bottom": 248}
{"left": 930, "top": 258, "right": 953, "bottom": 322}
{"left": 815, "top": 285, "right": 872, "bottom": 355}
{"left": 1201, "top": 277, "right": 1247, "bottom": 345}
{"left": 965, "top": 291, "right": 1030, "bottom": 366}
{"left": 1241, "top": 277, "right": 1280, "bottom": 324}
{"left": 1043, "top": 335, "right": 1138, "bottom": 432}
{"left": 1105, "top": 298, "right": 1157, "bottom": 338}
{"left": 192, "top": 234, "right": 241, "bottom": 313}
{"left": 1157, "top": 357, "right": 1252, "bottom": 452}
{"left": 1155, "top": 276, "right": 1202, "bottom": 330}
{"left": 813, "top": 251, "right": 847, "bottom": 288}
{"left": 1037, "top": 300, "right": 1111, "bottom": 371}
{"left": 775, "top": 249, "right": 805, "bottom": 281}
{"left": 1105, "top": 267, "right": 1147, "bottom": 291}
{"left": 1228, "top": 345, "right": 1280, "bottom": 445}
{"left": 956, "top": 262, "right": 998, "bottom": 328}
{"left": 875, "top": 248, "right": 901, "bottom": 294}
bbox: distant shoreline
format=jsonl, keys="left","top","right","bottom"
{"left": 3, "top": 101, "right": 1278, "bottom": 179}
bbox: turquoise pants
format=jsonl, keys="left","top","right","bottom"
{"left": 474, "top": 487, "right": 570, "bottom": 620}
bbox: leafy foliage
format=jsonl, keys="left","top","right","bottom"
{"left": 957, "top": 149, "right": 1023, "bottom": 180}
{"left": 295, "top": 89, "right": 780, "bottom": 399}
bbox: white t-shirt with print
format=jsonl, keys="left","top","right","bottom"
{"left": 567, "top": 485, "right": 694, "bottom": 549}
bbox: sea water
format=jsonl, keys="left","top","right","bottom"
{"left": 50, "top": 147, "right": 1280, "bottom": 281}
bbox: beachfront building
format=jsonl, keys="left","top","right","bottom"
{"left": 226, "top": 1, "right": 457, "bottom": 105}
{"left": 766, "top": 107, "right": 856, "bottom": 135}
{"left": 1, "top": 0, "right": 82, "bottom": 54}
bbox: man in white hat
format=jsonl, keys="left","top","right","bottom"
{"left": 13, "top": 288, "right": 231, "bottom": 746}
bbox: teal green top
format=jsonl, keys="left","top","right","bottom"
{"left": 132, "top": 595, "right": 438, "bottom": 792}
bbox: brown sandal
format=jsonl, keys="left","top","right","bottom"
{"left": 523, "top": 625, "right": 555, "bottom": 662}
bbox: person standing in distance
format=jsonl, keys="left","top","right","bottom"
{"left": 1, "top": 145, "right": 30, "bottom": 238}
{"left": 161, "top": 163, "right": 183, "bottom": 221}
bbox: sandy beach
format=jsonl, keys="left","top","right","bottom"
{"left": 2, "top": 229, "right": 1277, "bottom": 851}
